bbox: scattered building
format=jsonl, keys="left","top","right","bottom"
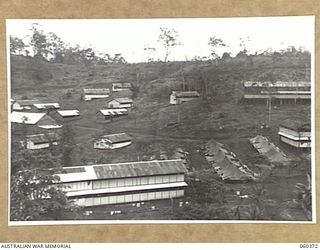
{"left": 83, "top": 88, "right": 110, "bottom": 101}
{"left": 55, "top": 159, "right": 188, "bottom": 207}
{"left": 10, "top": 99, "right": 16, "bottom": 112}
{"left": 33, "top": 102, "right": 61, "bottom": 110}
{"left": 11, "top": 111, "right": 62, "bottom": 129}
{"left": 278, "top": 119, "right": 311, "bottom": 149}
{"left": 243, "top": 81, "right": 311, "bottom": 103}
{"left": 12, "top": 102, "right": 24, "bottom": 111}
{"left": 11, "top": 99, "right": 23, "bottom": 111}
{"left": 107, "top": 97, "right": 133, "bottom": 109}
{"left": 24, "top": 133, "right": 60, "bottom": 150}
{"left": 94, "top": 133, "right": 132, "bottom": 149}
{"left": 170, "top": 91, "right": 200, "bottom": 105}
{"left": 37, "top": 115, "right": 62, "bottom": 129}
{"left": 112, "top": 82, "right": 132, "bottom": 92}
{"left": 250, "top": 135, "right": 291, "bottom": 164}
{"left": 55, "top": 110, "right": 80, "bottom": 121}
{"left": 205, "top": 140, "right": 256, "bottom": 182}
{"left": 97, "top": 108, "right": 129, "bottom": 120}
{"left": 12, "top": 99, "right": 39, "bottom": 111}
{"left": 11, "top": 111, "right": 46, "bottom": 125}
{"left": 12, "top": 99, "right": 61, "bottom": 111}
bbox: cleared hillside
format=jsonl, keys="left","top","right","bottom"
{"left": 10, "top": 54, "right": 312, "bottom": 220}
{"left": 10, "top": 54, "right": 311, "bottom": 158}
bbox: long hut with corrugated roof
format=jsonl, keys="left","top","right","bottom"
{"left": 55, "top": 159, "right": 188, "bottom": 207}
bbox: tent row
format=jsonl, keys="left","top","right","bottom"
{"left": 204, "top": 140, "right": 256, "bottom": 182}
{"left": 249, "top": 135, "right": 291, "bottom": 164}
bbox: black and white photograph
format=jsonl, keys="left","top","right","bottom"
{"left": 7, "top": 17, "right": 315, "bottom": 224}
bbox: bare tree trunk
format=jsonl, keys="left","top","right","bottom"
{"left": 182, "top": 72, "right": 185, "bottom": 91}
{"left": 164, "top": 48, "right": 169, "bottom": 62}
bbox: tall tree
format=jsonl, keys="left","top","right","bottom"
{"left": 47, "top": 32, "right": 66, "bottom": 63}
{"left": 144, "top": 45, "right": 156, "bottom": 62}
{"left": 208, "top": 36, "right": 226, "bottom": 64}
{"left": 10, "top": 36, "right": 25, "bottom": 55}
{"left": 113, "top": 53, "right": 127, "bottom": 64}
{"left": 158, "top": 27, "right": 182, "bottom": 62}
{"left": 29, "top": 23, "right": 50, "bottom": 59}
{"left": 236, "top": 36, "right": 250, "bottom": 58}
{"left": 85, "top": 48, "right": 95, "bottom": 65}
{"left": 221, "top": 52, "right": 231, "bottom": 60}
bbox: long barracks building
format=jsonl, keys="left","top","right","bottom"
{"left": 55, "top": 159, "right": 188, "bottom": 207}
{"left": 243, "top": 81, "right": 311, "bottom": 103}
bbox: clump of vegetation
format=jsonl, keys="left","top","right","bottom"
{"left": 10, "top": 136, "right": 76, "bottom": 221}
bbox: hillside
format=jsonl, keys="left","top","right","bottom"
{"left": 10, "top": 54, "right": 312, "bottom": 220}
{"left": 10, "top": 53, "right": 311, "bottom": 161}
{"left": 11, "top": 53, "right": 310, "bottom": 96}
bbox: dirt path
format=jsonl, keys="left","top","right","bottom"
{"left": 73, "top": 123, "right": 204, "bottom": 143}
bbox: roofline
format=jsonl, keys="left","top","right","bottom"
{"left": 56, "top": 159, "right": 187, "bottom": 183}
{"left": 100, "top": 133, "right": 131, "bottom": 142}
{"left": 280, "top": 123, "right": 311, "bottom": 131}
{"left": 33, "top": 103, "right": 60, "bottom": 105}
{"left": 26, "top": 132, "right": 58, "bottom": 137}
{"left": 104, "top": 139, "right": 132, "bottom": 144}
{"left": 102, "top": 133, "right": 127, "bottom": 136}
{"left": 99, "top": 109, "right": 128, "bottom": 111}
{"left": 58, "top": 172, "right": 186, "bottom": 184}
{"left": 63, "top": 159, "right": 185, "bottom": 169}
{"left": 10, "top": 112, "right": 47, "bottom": 124}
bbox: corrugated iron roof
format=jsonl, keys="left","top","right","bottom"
{"left": 57, "top": 166, "right": 97, "bottom": 182}
{"left": 26, "top": 133, "right": 60, "bottom": 143}
{"left": 101, "top": 133, "right": 132, "bottom": 143}
{"left": 83, "top": 88, "right": 110, "bottom": 94}
{"left": 94, "top": 160, "right": 187, "bottom": 179}
{"left": 113, "top": 83, "right": 132, "bottom": 88}
{"left": 99, "top": 108, "right": 128, "bottom": 116}
{"left": 16, "top": 99, "right": 40, "bottom": 106}
{"left": 34, "top": 103, "right": 61, "bottom": 109}
{"left": 57, "top": 110, "right": 80, "bottom": 117}
{"left": 37, "top": 115, "right": 59, "bottom": 126}
{"left": 62, "top": 167, "right": 86, "bottom": 174}
{"left": 173, "top": 91, "right": 200, "bottom": 98}
{"left": 11, "top": 111, "right": 46, "bottom": 124}
{"left": 280, "top": 119, "right": 311, "bottom": 132}
{"left": 244, "top": 81, "right": 311, "bottom": 88}
{"left": 56, "top": 159, "right": 187, "bottom": 182}
{"left": 38, "top": 125, "right": 62, "bottom": 129}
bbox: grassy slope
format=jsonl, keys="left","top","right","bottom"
{"left": 10, "top": 54, "right": 311, "bottom": 220}
{"left": 10, "top": 53, "right": 311, "bottom": 171}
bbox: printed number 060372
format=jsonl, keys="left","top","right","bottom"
{"left": 300, "top": 244, "right": 318, "bottom": 248}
